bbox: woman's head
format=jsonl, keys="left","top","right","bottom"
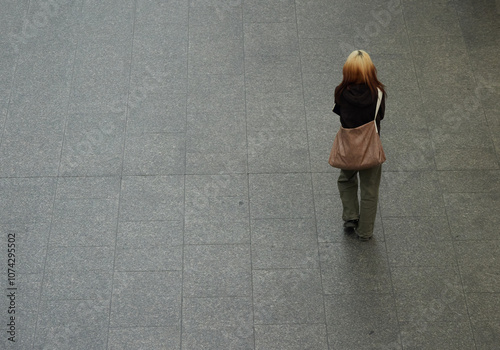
{"left": 335, "top": 50, "right": 385, "bottom": 100}
{"left": 343, "top": 50, "right": 376, "bottom": 84}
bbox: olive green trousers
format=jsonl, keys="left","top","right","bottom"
{"left": 337, "top": 164, "right": 382, "bottom": 237}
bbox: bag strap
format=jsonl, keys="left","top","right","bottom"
{"left": 374, "top": 88, "right": 382, "bottom": 132}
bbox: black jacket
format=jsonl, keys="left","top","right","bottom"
{"left": 333, "top": 84, "right": 385, "bottom": 134}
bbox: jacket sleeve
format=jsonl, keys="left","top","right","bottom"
{"left": 333, "top": 103, "right": 341, "bottom": 116}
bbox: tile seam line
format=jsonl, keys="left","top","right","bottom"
{"left": 382, "top": 2, "right": 427, "bottom": 347}
{"left": 240, "top": 3, "right": 258, "bottom": 348}
{"left": 251, "top": 322, "right": 329, "bottom": 326}
{"left": 446, "top": 5, "right": 487, "bottom": 348}
{"left": 105, "top": 0, "right": 139, "bottom": 348}
{"left": 455, "top": 7, "right": 500, "bottom": 169}
{"left": 180, "top": 0, "right": 192, "bottom": 348}
{"left": 291, "top": 1, "right": 329, "bottom": 349}
{"left": 31, "top": 0, "right": 83, "bottom": 348}
{"left": 12, "top": 171, "right": 488, "bottom": 178}
{"left": 55, "top": 1, "right": 84, "bottom": 179}
{"left": 0, "top": 1, "right": 29, "bottom": 151}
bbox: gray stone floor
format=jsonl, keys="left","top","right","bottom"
{"left": 1, "top": 0, "right": 500, "bottom": 349}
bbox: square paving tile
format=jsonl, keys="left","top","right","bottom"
{"left": 126, "top": 92, "right": 187, "bottom": 134}
{"left": 110, "top": 271, "right": 182, "bottom": 327}
{"left": 295, "top": 0, "right": 350, "bottom": 38}
{"left": 249, "top": 173, "right": 314, "bottom": 219}
{"left": 182, "top": 297, "right": 254, "bottom": 349}
{"left": 471, "top": 320, "right": 500, "bottom": 350}
{"left": 189, "top": 25, "right": 243, "bottom": 75}
{"left": 184, "top": 220, "right": 250, "bottom": 245}
{"left": 60, "top": 112, "right": 126, "bottom": 176}
{"left": 438, "top": 170, "right": 500, "bottom": 194}
{"left": 299, "top": 38, "right": 347, "bottom": 74}
{"left": 444, "top": 193, "right": 500, "bottom": 240}
{"left": 119, "top": 176, "right": 184, "bottom": 221}
{"left": 183, "top": 244, "right": 252, "bottom": 297}
{"left": 187, "top": 74, "right": 245, "bottom": 115}
{"left": 70, "top": 43, "right": 131, "bottom": 113}
{"left": 108, "top": 326, "right": 181, "bottom": 350}
{"left": 347, "top": 4, "right": 410, "bottom": 55}
{"left": 34, "top": 298, "right": 109, "bottom": 350}
{"left": 0, "top": 222, "right": 50, "bottom": 274}
{"left": 186, "top": 151, "right": 248, "bottom": 174}
{"left": 244, "top": 22, "right": 299, "bottom": 56}
{"left": 402, "top": 0, "right": 462, "bottom": 37}
{"left": 0, "top": 132, "right": 63, "bottom": 177}
{"left": 254, "top": 324, "right": 328, "bottom": 350}
{"left": 114, "top": 246, "right": 182, "bottom": 272}
{"left": 136, "top": 0, "right": 188, "bottom": 25}
{"left": 253, "top": 269, "right": 324, "bottom": 324}
{"left": 324, "top": 293, "right": 400, "bottom": 350}
{"left": 185, "top": 174, "right": 249, "bottom": 243}
{"left": 382, "top": 129, "right": 435, "bottom": 171}
{"left": 400, "top": 321, "right": 475, "bottom": 350}
{"left": 243, "top": 0, "right": 296, "bottom": 23}
{"left": 244, "top": 54, "right": 302, "bottom": 93}
{"left": 116, "top": 220, "right": 183, "bottom": 248}
{"left": 454, "top": 241, "right": 500, "bottom": 268}
{"left": 411, "top": 35, "right": 476, "bottom": 95}
{"left": 49, "top": 198, "right": 119, "bottom": 246}
{"left": 185, "top": 111, "right": 247, "bottom": 174}
{"left": 466, "top": 293, "right": 500, "bottom": 322}
{"left": 247, "top": 130, "right": 310, "bottom": 173}
{"left": 460, "top": 264, "right": 500, "bottom": 293}
{"left": 123, "top": 132, "right": 185, "bottom": 175}
{"left": 245, "top": 91, "right": 306, "bottom": 131}
{"left": 189, "top": 2, "right": 242, "bottom": 27}
{"left": 251, "top": 218, "right": 319, "bottom": 269}
{"left": 185, "top": 174, "right": 249, "bottom": 220}
{"left": 10, "top": 51, "right": 74, "bottom": 118}
{"left": 0, "top": 273, "right": 41, "bottom": 331}
{"left": 56, "top": 176, "right": 120, "bottom": 199}
{"left": 383, "top": 217, "right": 456, "bottom": 266}
{"left": 42, "top": 270, "right": 112, "bottom": 301}
{"left": 302, "top": 73, "right": 336, "bottom": 112}
{"left": 45, "top": 246, "right": 114, "bottom": 272}
{"left": 379, "top": 171, "right": 446, "bottom": 217}
{"left": 391, "top": 266, "right": 468, "bottom": 323}
{"left": 319, "top": 241, "right": 392, "bottom": 294}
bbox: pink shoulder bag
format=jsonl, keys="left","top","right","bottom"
{"left": 328, "top": 88, "right": 386, "bottom": 170}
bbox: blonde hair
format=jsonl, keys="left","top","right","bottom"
{"left": 335, "top": 50, "right": 385, "bottom": 100}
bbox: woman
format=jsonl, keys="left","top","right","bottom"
{"left": 332, "top": 50, "right": 386, "bottom": 241}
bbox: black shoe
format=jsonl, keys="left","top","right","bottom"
{"left": 343, "top": 220, "right": 358, "bottom": 235}
{"left": 357, "top": 235, "right": 372, "bottom": 242}
{"left": 354, "top": 229, "right": 372, "bottom": 241}
{"left": 343, "top": 219, "right": 359, "bottom": 229}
